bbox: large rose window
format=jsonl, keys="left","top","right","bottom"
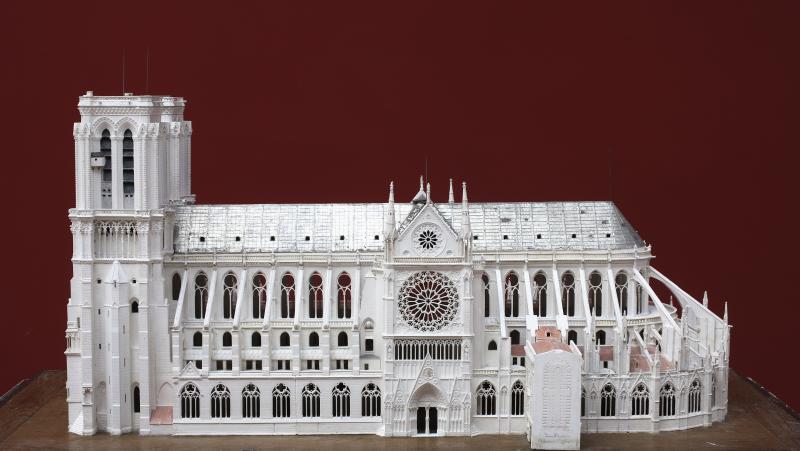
{"left": 398, "top": 271, "right": 459, "bottom": 331}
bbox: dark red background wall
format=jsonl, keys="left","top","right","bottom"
{"left": 2, "top": 1, "right": 798, "bottom": 409}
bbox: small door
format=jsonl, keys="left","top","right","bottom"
{"left": 417, "top": 407, "right": 426, "bottom": 434}
{"left": 428, "top": 407, "right": 438, "bottom": 434}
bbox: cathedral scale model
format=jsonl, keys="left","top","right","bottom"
{"left": 65, "top": 92, "right": 730, "bottom": 449}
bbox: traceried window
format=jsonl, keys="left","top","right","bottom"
{"left": 596, "top": 330, "right": 606, "bottom": 345}
{"left": 511, "top": 380, "right": 524, "bottom": 415}
{"left": 302, "top": 383, "right": 321, "bottom": 417}
{"left": 504, "top": 272, "right": 520, "bottom": 317}
{"left": 272, "top": 384, "right": 290, "bottom": 418}
{"left": 631, "top": 383, "right": 650, "bottom": 416}
{"left": 252, "top": 272, "right": 267, "bottom": 319}
{"left": 659, "top": 382, "right": 676, "bottom": 417}
{"left": 398, "top": 271, "right": 459, "bottom": 332}
{"left": 600, "top": 383, "right": 616, "bottom": 417}
{"left": 532, "top": 272, "right": 547, "bottom": 317}
{"left": 337, "top": 272, "right": 352, "bottom": 319}
{"left": 615, "top": 271, "right": 629, "bottom": 315}
{"left": 308, "top": 272, "right": 323, "bottom": 318}
{"left": 688, "top": 379, "right": 702, "bottom": 413}
{"left": 481, "top": 273, "right": 491, "bottom": 317}
{"left": 99, "top": 129, "right": 112, "bottom": 208}
{"left": 210, "top": 384, "right": 231, "bottom": 418}
{"left": 413, "top": 223, "right": 443, "bottom": 256}
{"left": 361, "top": 383, "right": 381, "bottom": 417}
{"left": 309, "top": 332, "right": 319, "bottom": 347}
{"left": 561, "top": 272, "right": 576, "bottom": 317}
{"left": 180, "top": 383, "right": 200, "bottom": 418}
{"left": 331, "top": 383, "right": 351, "bottom": 417}
{"left": 194, "top": 272, "right": 208, "bottom": 319}
{"left": 567, "top": 330, "right": 578, "bottom": 345}
{"left": 476, "top": 381, "right": 497, "bottom": 415}
{"left": 280, "top": 273, "right": 295, "bottom": 319}
{"left": 223, "top": 272, "right": 238, "bottom": 319}
{"left": 122, "top": 129, "right": 134, "bottom": 208}
{"left": 172, "top": 273, "right": 182, "bottom": 301}
{"left": 242, "top": 384, "right": 260, "bottom": 418}
{"left": 588, "top": 271, "right": 603, "bottom": 316}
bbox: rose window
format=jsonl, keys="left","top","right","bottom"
{"left": 398, "top": 271, "right": 459, "bottom": 332}
{"left": 413, "top": 224, "right": 444, "bottom": 256}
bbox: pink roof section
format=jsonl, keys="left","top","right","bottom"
{"left": 150, "top": 406, "right": 173, "bottom": 425}
{"left": 530, "top": 326, "right": 576, "bottom": 354}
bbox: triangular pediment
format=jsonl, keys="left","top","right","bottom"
{"left": 395, "top": 203, "right": 461, "bottom": 258}
{"left": 178, "top": 360, "right": 201, "bottom": 379}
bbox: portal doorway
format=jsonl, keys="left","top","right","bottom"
{"left": 415, "top": 406, "right": 438, "bottom": 435}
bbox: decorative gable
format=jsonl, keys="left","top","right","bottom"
{"left": 394, "top": 203, "right": 461, "bottom": 258}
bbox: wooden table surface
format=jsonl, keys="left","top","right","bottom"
{"left": 1, "top": 370, "right": 798, "bottom": 450}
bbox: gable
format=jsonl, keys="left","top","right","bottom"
{"left": 394, "top": 203, "right": 461, "bottom": 258}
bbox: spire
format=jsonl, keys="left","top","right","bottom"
{"left": 411, "top": 175, "right": 427, "bottom": 204}
{"left": 702, "top": 290, "right": 709, "bottom": 308}
{"left": 448, "top": 178, "right": 454, "bottom": 204}
{"left": 723, "top": 301, "right": 728, "bottom": 324}
{"left": 384, "top": 181, "right": 396, "bottom": 237}
{"left": 460, "top": 181, "right": 471, "bottom": 238}
{"left": 425, "top": 182, "right": 431, "bottom": 204}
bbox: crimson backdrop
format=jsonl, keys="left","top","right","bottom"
{"left": 2, "top": 1, "right": 798, "bottom": 409}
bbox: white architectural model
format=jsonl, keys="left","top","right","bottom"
{"left": 65, "top": 93, "right": 730, "bottom": 449}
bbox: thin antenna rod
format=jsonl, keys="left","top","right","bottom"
{"left": 608, "top": 148, "right": 613, "bottom": 201}
{"left": 145, "top": 47, "right": 150, "bottom": 93}
{"left": 425, "top": 156, "right": 428, "bottom": 185}
{"left": 122, "top": 49, "right": 126, "bottom": 94}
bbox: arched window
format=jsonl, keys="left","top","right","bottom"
{"left": 488, "top": 340, "right": 497, "bottom": 351}
{"left": 194, "top": 272, "right": 208, "bottom": 319}
{"left": 131, "top": 301, "right": 139, "bottom": 313}
{"left": 133, "top": 385, "right": 140, "bottom": 413}
{"left": 279, "top": 332, "right": 290, "bottom": 347}
{"left": 510, "top": 380, "right": 524, "bottom": 415}
{"left": 251, "top": 332, "right": 261, "bottom": 347}
{"left": 567, "top": 329, "right": 578, "bottom": 345}
{"left": 596, "top": 330, "right": 606, "bottom": 345}
{"left": 532, "top": 272, "right": 547, "bottom": 317}
{"left": 581, "top": 387, "right": 586, "bottom": 417}
{"left": 476, "top": 381, "right": 497, "bottom": 415}
{"left": 302, "top": 383, "right": 321, "bottom": 417}
{"left": 561, "top": 272, "right": 576, "bottom": 317}
{"left": 180, "top": 383, "right": 200, "bottom": 418}
{"left": 192, "top": 331, "right": 202, "bottom": 347}
{"left": 482, "top": 273, "right": 491, "bottom": 317}
{"left": 223, "top": 272, "right": 238, "bottom": 319}
{"left": 338, "top": 331, "right": 348, "bottom": 347}
{"left": 100, "top": 129, "right": 112, "bottom": 208}
{"left": 504, "top": 272, "right": 520, "bottom": 317}
{"left": 222, "top": 332, "right": 232, "bottom": 347}
{"left": 252, "top": 272, "right": 267, "bottom": 319}
{"left": 122, "top": 129, "right": 134, "bottom": 208}
{"left": 272, "top": 384, "right": 291, "bottom": 418}
{"left": 688, "top": 379, "right": 702, "bottom": 413}
{"left": 242, "top": 383, "right": 260, "bottom": 418}
{"left": 361, "top": 383, "right": 381, "bottom": 417}
{"left": 337, "top": 272, "right": 352, "bottom": 319}
{"left": 631, "top": 383, "right": 650, "bottom": 416}
{"left": 308, "top": 272, "right": 323, "bottom": 318}
{"left": 309, "top": 332, "right": 319, "bottom": 347}
{"left": 600, "top": 383, "right": 616, "bottom": 417}
{"left": 210, "top": 384, "right": 231, "bottom": 418}
{"left": 510, "top": 330, "right": 520, "bottom": 345}
{"left": 280, "top": 273, "right": 295, "bottom": 319}
{"left": 331, "top": 382, "right": 351, "bottom": 417}
{"left": 172, "top": 273, "right": 182, "bottom": 301}
{"left": 659, "top": 382, "right": 676, "bottom": 417}
{"left": 588, "top": 271, "right": 603, "bottom": 316}
{"left": 615, "top": 272, "right": 629, "bottom": 315}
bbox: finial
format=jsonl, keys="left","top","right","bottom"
{"left": 669, "top": 295, "right": 673, "bottom": 306}
{"left": 702, "top": 290, "right": 708, "bottom": 308}
{"left": 411, "top": 175, "right": 427, "bottom": 204}
{"left": 388, "top": 181, "right": 395, "bottom": 204}
{"left": 425, "top": 182, "right": 431, "bottom": 204}
{"left": 448, "top": 178, "right": 454, "bottom": 203}
{"left": 462, "top": 181, "right": 468, "bottom": 205}
{"left": 723, "top": 301, "right": 728, "bottom": 323}
{"left": 419, "top": 175, "right": 424, "bottom": 191}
